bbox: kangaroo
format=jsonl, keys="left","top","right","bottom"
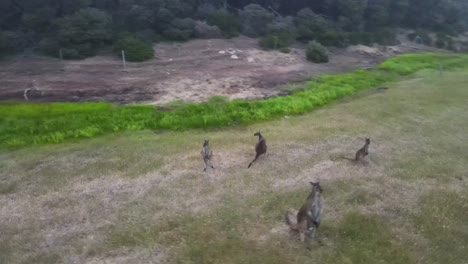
{"left": 342, "top": 138, "right": 371, "bottom": 162}
{"left": 286, "top": 182, "right": 323, "bottom": 242}
{"left": 201, "top": 139, "right": 214, "bottom": 172}
{"left": 247, "top": 131, "right": 267, "bottom": 168}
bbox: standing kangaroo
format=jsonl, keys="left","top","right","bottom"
{"left": 201, "top": 139, "right": 214, "bottom": 172}
{"left": 342, "top": 138, "right": 371, "bottom": 162}
{"left": 286, "top": 182, "right": 323, "bottom": 242}
{"left": 248, "top": 131, "right": 267, "bottom": 168}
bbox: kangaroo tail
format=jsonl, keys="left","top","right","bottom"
{"left": 330, "top": 154, "right": 355, "bottom": 162}
{"left": 285, "top": 210, "right": 298, "bottom": 230}
{"left": 247, "top": 160, "right": 255, "bottom": 168}
{"left": 247, "top": 153, "right": 260, "bottom": 168}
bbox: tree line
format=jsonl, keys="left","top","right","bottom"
{"left": 1, "top": 0, "right": 467, "bottom": 60}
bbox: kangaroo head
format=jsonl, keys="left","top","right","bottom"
{"left": 365, "top": 138, "right": 371, "bottom": 144}
{"left": 203, "top": 139, "right": 209, "bottom": 147}
{"left": 254, "top": 131, "right": 262, "bottom": 137}
{"left": 310, "top": 182, "right": 323, "bottom": 193}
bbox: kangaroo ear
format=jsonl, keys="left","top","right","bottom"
{"left": 310, "top": 182, "right": 316, "bottom": 186}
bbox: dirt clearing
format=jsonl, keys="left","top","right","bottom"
{"left": 0, "top": 36, "right": 431, "bottom": 105}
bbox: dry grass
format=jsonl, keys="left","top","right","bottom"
{"left": 1, "top": 69, "right": 467, "bottom": 263}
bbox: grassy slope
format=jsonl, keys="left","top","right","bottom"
{"left": 0, "top": 67, "right": 467, "bottom": 263}
{"left": 1, "top": 53, "right": 468, "bottom": 150}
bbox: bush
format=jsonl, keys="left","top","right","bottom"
{"left": 113, "top": 37, "right": 154, "bottom": 62}
{"left": 259, "top": 32, "right": 292, "bottom": 50}
{"left": 0, "top": 31, "right": 28, "bottom": 57}
{"left": 347, "top": 32, "right": 373, "bottom": 46}
{"left": 163, "top": 18, "right": 195, "bottom": 41}
{"left": 207, "top": 10, "right": 240, "bottom": 38}
{"left": 267, "top": 16, "right": 296, "bottom": 36}
{"left": 55, "top": 8, "right": 112, "bottom": 59}
{"left": 194, "top": 21, "right": 222, "bottom": 39}
{"left": 373, "top": 29, "right": 398, "bottom": 45}
{"left": 240, "top": 4, "right": 275, "bottom": 37}
{"left": 316, "top": 31, "right": 348, "bottom": 47}
{"left": 407, "top": 31, "right": 432, "bottom": 46}
{"left": 406, "top": 32, "right": 417, "bottom": 41}
{"left": 296, "top": 8, "right": 334, "bottom": 42}
{"left": 306, "top": 41, "right": 329, "bottom": 63}
{"left": 135, "top": 29, "right": 160, "bottom": 43}
{"left": 435, "top": 33, "right": 454, "bottom": 50}
{"left": 38, "top": 38, "right": 60, "bottom": 57}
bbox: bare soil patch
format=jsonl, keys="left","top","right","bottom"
{"left": 0, "top": 36, "right": 431, "bottom": 104}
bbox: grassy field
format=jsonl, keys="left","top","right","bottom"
{"left": 1, "top": 65, "right": 467, "bottom": 263}
{"left": 1, "top": 53, "right": 468, "bottom": 150}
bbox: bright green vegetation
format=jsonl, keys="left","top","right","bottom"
{"left": 1, "top": 53, "right": 468, "bottom": 150}
{"left": 379, "top": 53, "right": 468, "bottom": 74}
{"left": 0, "top": 103, "right": 158, "bottom": 149}
{"left": 1, "top": 66, "right": 467, "bottom": 263}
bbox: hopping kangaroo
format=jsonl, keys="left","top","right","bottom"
{"left": 201, "top": 139, "right": 214, "bottom": 172}
{"left": 286, "top": 182, "right": 323, "bottom": 242}
{"left": 247, "top": 131, "right": 267, "bottom": 168}
{"left": 343, "top": 138, "right": 371, "bottom": 162}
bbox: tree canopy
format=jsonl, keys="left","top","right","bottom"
{"left": 1, "top": 0, "right": 467, "bottom": 59}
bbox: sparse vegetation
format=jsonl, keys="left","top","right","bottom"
{"left": 414, "top": 190, "right": 468, "bottom": 263}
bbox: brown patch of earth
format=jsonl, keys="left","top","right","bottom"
{"left": 0, "top": 36, "right": 438, "bottom": 105}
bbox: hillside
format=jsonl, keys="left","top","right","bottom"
{"left": 1, "top": 65, "right": 467, "bottom": 263}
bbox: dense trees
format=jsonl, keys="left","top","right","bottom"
{"left": 0, "top": 0, "right": 467, "bottom": 59}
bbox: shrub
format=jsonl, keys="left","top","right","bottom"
{"left": 316, "top": 31, "right": 348, "bottom": 47}
{"left": 240, "top": 4, "right": 274, "bottom": 37}
{"left": 347, "top": 32, "right": 373, "bottom": 46}
{"left": 38, "top": 38, "right": 60, "bottom": 57}
{"left": 435, "top": 33, "right": 454, "bottom": 50}
{"left": 372, "top": 28, "right": 398, "bottom": 45}
{"left": 296, "top": 8, "right": 334, "bottom": 42}
{"left": 406, "top": 32, "right": 417, "bottom": 41}
{"left": 435, "top": 38, "right": 445, "bottom": 49}
{"left": 194, "top": 21, "right": 222, "bottom": 39}
{"left": 408, "top": 31, "right": 432, "bottom": 46}
{"left": 113, "top": 37, "right": 154, "bottom": 62}
{"left": 207, "top": 10, "right": 240, "bottom": 38}
{"left": 0, "top": 31, "right": 28, "bottom": 57}
{"left": 163, "top": 18, "right": 195, "bottom": 41}
{"left": 135, "top": 29, "right": 160, "bottom": 43}
{"left": 55, "top": 8, "right": 112, "bottom": 59}
{"left": 259, "top": 32, "right": 292, "bottom": 50}
{"left": 267, "top": 16, "right": 296, "bottom": 36}
{"left": 306, "top": 41, "right": 329, "bottom": 63}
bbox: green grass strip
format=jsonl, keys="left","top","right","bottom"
{"left": 1, "top": 53, "right": 468, "bottom": 150}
